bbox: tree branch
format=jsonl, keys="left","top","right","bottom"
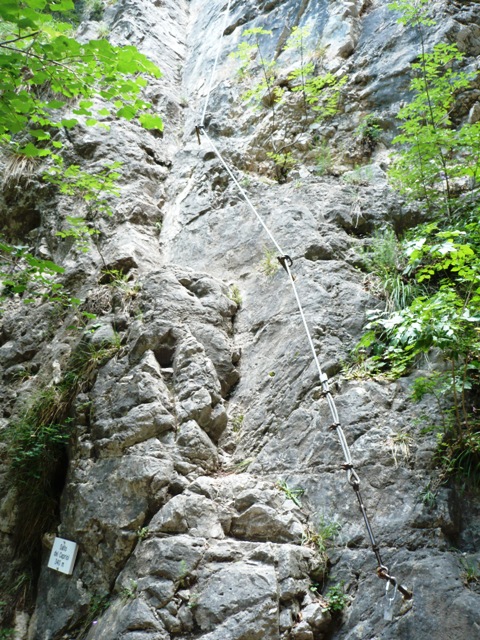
{"left": 0, "top": 31, "right": 40, "bottom": 47}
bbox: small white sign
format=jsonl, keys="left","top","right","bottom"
{"left": 47, "top": 537, "right": 78, "bottom": 575}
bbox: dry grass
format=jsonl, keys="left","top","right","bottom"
{"left": 3, "top": 153, "right": 39, "bottom": 187}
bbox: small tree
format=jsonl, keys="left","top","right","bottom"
{"left": 389, "top": 43, "right": 477, "bottom": 218}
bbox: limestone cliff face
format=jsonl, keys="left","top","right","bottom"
{"left": 1, "top": 1, "right": 480, "bottom": 639}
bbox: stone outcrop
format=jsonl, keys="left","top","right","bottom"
{"left": 1, "top": 1, "right": 480, "bottom": 639}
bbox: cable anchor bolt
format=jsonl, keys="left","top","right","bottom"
{"left": 347, "top": 470, "right": 361, "bottom": 489}
{"left": 195, "top": 124, "right": 204, "bottom": 145}
{"left": 328, "top": 422, "right": 341, "bottom": 431}
{"left": 377, "top": 567, "right": 413, "bottom": 601}
{"left": 277, "top": 255, "right": 293, "bottom": 275}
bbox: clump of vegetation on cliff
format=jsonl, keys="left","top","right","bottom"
{"left": 358, "top": 0, "right": 480, "bottom": 486}
{"left": 0, "top": 0, "right": 163, "bottom": 310}
{"left": 230, "top": 25, "right": 346, "bottom": 182}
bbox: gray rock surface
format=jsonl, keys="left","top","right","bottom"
{"left": 1, "top": 1, "right": 480, "bottom": 639}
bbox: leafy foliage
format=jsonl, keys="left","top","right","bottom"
{"left": 0, "top": 0, "right": 163, "bottom": 310}
{"left": 363, "top": 223, "right": 480, "bottom": 374}
{"left": 0, "top": 0, "right": 163, "bottom": 157}
{"left": 266, "top": 150, "right": 296, "bottom": 181}
{"left": 229, "top": 24, "right": 345, "bottom": 180}
{"left": 284, "top": 26, "right": 346, "bottom": 122}
{"left": 301, "top": 72, "right": 347, "bottom": 120}
{"left": 389, "top": 43, "right": 478, "bottom": 217}
{"left": 388, "top": 0, "right": 435, "bottom": 28}
{"left": 229, "top": 27, "right": 272, "bottom": 79}
{"left": 302, "top": 514, "right": 342, "bottom": 577}
{"left": 0, "top": 241, "right": 65, "bottom": 297}
{"left": 323, "top": 582, "right": 348, "bottom": 613}
{"left": 361, "top": 196, "right": 480, "bottom": 484}
{"left": 355, "top": 114, "right": 382, "bottom": 154}
{"left": 357, "top": 9, "right": 480, "bottom": 484}
{"left": 230, "top": 27, "right": 279, "bottom": 108}
{"left": 284, "top": 25, "right": 312, "bottom": 120}
{"left": 45, "top": 159, "right": 122, "bottom": 250}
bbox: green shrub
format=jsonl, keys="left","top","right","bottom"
{"left": 228, "top": 284, "right": 242, "bottom": 306}
{"left": 355, "top": 5, "right": 480, "bottom": 485}
{"left": 362, "top": 227, "right": 421, "bottom": 311}
{"left": 355, "top": 114, "right": 382, "bottom": 153}
{"left": 229, "top": 23, "right": 347, "bottom": 176}
{"left": 315, "top": 142, "right": 332, "bottom": 175}
{"left": 323, "top": 582, "right": 348, "bottom": 612}
{"left": 267, "top": 151, "right": 296, "bottom": 182}
{"left": 260, "top": 246, "right": 280, "bottom": 277}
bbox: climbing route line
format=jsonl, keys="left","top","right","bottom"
{"left": 201, "top": 128, "right": 285, "bottom": 254}
{"left": 199, "top": 128, "right": 412, "bottom": 602}
{"left": 194, "top": 3, "right": 412, "bottom": 602}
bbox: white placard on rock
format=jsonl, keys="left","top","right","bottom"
{"left": 47, "top": 537, "right": 78, "bottom": 575}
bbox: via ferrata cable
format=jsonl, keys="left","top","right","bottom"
{"left": 199, "top": 127, "right": 412, "bottom": 601}
{"left": 202, "top": 128, "right": 285, "bottom": 255}
{"left": 193, "top": 1, "right": 412, "bottom": 602}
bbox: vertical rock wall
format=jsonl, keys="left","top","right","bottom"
{"left": 1, "top": 1, "right": 480, "bottom": 639}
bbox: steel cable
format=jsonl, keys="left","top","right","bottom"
{"left": 202, "top": 129, "right": 285, "bottom": 255}
{"left": 194, "top": 4, "right": 412, "bottom": 601}
{"left": 199, "top": 128, "right": 412, "bottom": 600}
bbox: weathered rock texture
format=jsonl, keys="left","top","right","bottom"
{"left": 1, "top": 1, "right": 480, "bottom": 639}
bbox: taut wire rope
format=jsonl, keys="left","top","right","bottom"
{"left": 202, "top": 129, "right": 284, "bottom": 254}
{"left": 194, "top": 1, "right": 412, "bottom": 603}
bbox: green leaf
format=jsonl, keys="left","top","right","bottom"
{"left": 138, "top": 113, "right": 164, "bottom": 131}
{"left": 29, "top": 129, "right": 50, "bottom": 140}
{"left": 30, "top": 258, "right": 65, "bottom": 273}
{"left": 19, "top": 142, "right": 42, "bottom": 157}
{"left": 48, "top": 0, "right": 74, "bottom": 11}
{"left": 45, "top": 99, "right": 66, "bottom": 109}
{"left": 61, "top": 118, "right": 78, "bottom": 128}
{"left": 25, "top": 0, "right": 47, "bottom": 9}
{"left": 116, "top": 105, "right": 137, "bottom": 120}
